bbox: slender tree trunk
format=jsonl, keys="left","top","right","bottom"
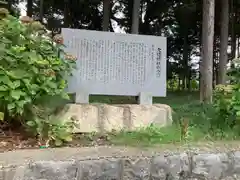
{"left": 27, "top": 0, "right": 33, "bottom": 17}
{"left": 131, "top": 0, "right": 141, "bottom": 34}
{"left": 199, "top": 43, "right": 202, "bottom": 92}
{"left": 183, "top": 31, "right": 189, "bottom": 90}
{"left": 64, "top": 0, "right": 69, "bottom": 27}
{"left": 183, "top": 10, "right": 189, "bottom": 90}
{"left": 178, "top": 76, "right": 181, "bottom": 91}
{"left": 213, "top": 37, "right": 216, "bottom": 88}
{"left": 237, "top": 37, "right": 240, "bottom": 58}
{"left": 131, "top": 0, "right": 141, "bottom": 102}
{"left": 216, "top": 51, "right": 219, "bottom": 84}
{"left": 39, "top": 0, "right": 44, "bottom": 23}
{"left": 200, "top": 0, "right": 215, "bottom": 103}
{"left": 182, "top": 76, "right": 186, "bottom": 90}
{"left": 102, "top": 0, "right": 110, "bottom": 31}
{"left": 231, "top": 27, "right": 236, "bottom": 60}
{"left": 231, "top": 0, "right": 236, "bottom": 60}
{"left": 218, "top": 0, "right": 229, "bottom": 84}
{"left": 187, "top": 52, "right": 192, "bottom": 91}
{"left": 213, "top": 50, "right": 219, "bottom": 87}
{"left": 7, "top": 0, "right": 11, "bottom": 11}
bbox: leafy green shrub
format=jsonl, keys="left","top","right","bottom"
{"left": 26, "top": 105, "right": 75, "bottom": 147}
{"left": 213, "top": 58, "right": 240, "bottom": 132}
{"left": 0, "top": 9, "right": 76, "bottom": 146}
{"left": 213, "top": 85, "right": 235, "bottom": 128}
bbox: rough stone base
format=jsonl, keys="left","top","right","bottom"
{"left": 1, "top": 150, "right": 240, "bottom": 180}
{"left": 57, "top": 103, "right": 172, "bottom": 133}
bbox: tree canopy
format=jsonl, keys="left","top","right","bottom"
{"left": 7, "top": 0, "right": 240, "bottom": 97}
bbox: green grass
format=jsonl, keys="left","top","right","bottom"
{"left": 89, "top": 91, "right": 240, "bottom": 146}
{"left": 89, "top": 91, "right": 199, "bottom": 105}
{"left": 109, "top": 124, "right": 207, "bottom": 147}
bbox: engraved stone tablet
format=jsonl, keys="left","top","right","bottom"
{"left": 62, "top": 28, "right": 167, "bottom": 99}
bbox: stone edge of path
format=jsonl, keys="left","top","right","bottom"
{"left": 1, "top": 145, "right": 240, "bottom": 179}
{"left": 1, "top": 143, "right": 240, "bottom": 167}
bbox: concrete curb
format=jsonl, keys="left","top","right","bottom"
{"left": 1, "top": 146, "right": 240, "bottom": 179}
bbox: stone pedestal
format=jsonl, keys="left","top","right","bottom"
{"left": 57, "top": 103, "right": 172, "bottom": 133}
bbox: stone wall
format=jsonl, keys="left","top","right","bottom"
{"left": 2, "top": 151, "right": 240, "bottom": 179}
{"left": 57, "top": 103, "right": 172, "bottom": 133}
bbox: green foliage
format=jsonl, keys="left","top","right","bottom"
{"left": 110, "top": 124, "right": 182, "bottom": 146}
{"left": 0, "top": 12, "right": 76, "bottom": 146}
{"left": 213, "top": 59, "right": 240, "bottom": 132}
{"left": 213, "top": 85, "right": 234, "bottom": 129}
{"left": 26, "top": 105, "right": 74, "bottom": 147}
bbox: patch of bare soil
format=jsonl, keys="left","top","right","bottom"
{"left": 0, "top": 127, "right": 114, "bottom": 153}
{"left": 1, "top": 125, "right": 240, "bottom": 154}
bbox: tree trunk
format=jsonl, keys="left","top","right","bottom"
{"left": 7, "top": 0, "right": 11, "bottom": 11}
{"left": 200, "top": 0, "right": 215, "bottom": 103}
{"left": 213, "top": 51, "right": 218, "bottom": 87}
{"left": 64, "top": 0, "right": 69, "bottom": 27}
{"left": 131, "top": 0, "right": 141, "bottom": 34}
{"left": 231, "top": 0, "right": 236, "bottom": 60}
{"left": 183, "top": 27, "right": 189, "bottom": 90}
{"left": 27, "top": 0, "right": 33, "bottom": 17}
{"left": 39, "top": 0, "right": 44, "bottom": 23}
{"left": 199, "top": 43, "right": 202, "bottom": 92}
{"left": 237, "top": 37, "right": 240, "bottom": 58}
{"left": 212, "top": 36, "right": 216, "bottom": 87}
{"left": 215, "top": 51, "right": 219, "bottom": 84}
{"left": 131, "top": 0, "right": 141, "bottom": 102}
{"left": 102, "top": 0, "right": 110, "bottom": 31}
{"left": 218, "top": 0, "right": 229, "bottom": 84}
{"left": 178, "top": 76, "right": 181, "bottom": 91}
{"left": 187, "top": 52, "right": 192, "bottom": 91}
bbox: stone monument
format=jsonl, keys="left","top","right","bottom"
{"left": 62, "top": 28, "right": 167, "bottom": 105}
{"left": 60, "top": 28, "right": 171, "bottom": 133}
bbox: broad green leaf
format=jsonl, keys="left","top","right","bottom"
{"left": 24, "top": 97, "right": 32, "bottom": 104}
{"left": 0, "top": 112, "right": 4, "bottom": 121}
{"left": 234, "top": 105, "right": 240, "bottom": 111}
{"left": 36, "top": 60, "right": 49, "bottom": 65}
{"left": 59, "top": 80, "right": 66, "bottom": 89}
{"left": 21, "top": 79, "right": 31, "bottom": 85}
{"left": 31, "top": 84, "right": 39, "bottom": 90}
{"left": 10, "top": 90, "right": 23, "bottom": 100}
{"left": 46, "top": 81, "right": 58, "bottom": 89}
{"left": 12, "top": 80, "right": 21, "bottom": 89}
{"left": 52, "top": 60, "right": 61, "bottom": 65}
{"left": 61, "top": 92, "right": 70, "bottom": 100}
{"left": 0, "top": 85, "right": 8, "bottom": 91}
{"left": 31, "top": 67, "right": 39, "bottom": 73}
{"left": 0, "top": 75, "right": 10, "bottom": 84}
{"left": 16, "top": 100, "right": 26, "bottom": 108}
{"left": 6, "top": 70, "right": 28, "bottom": 79}
{"left": 236, "top": 111, "right": 240, "bottom": 117}
{"left": 7, "top": 103, "right": 15, "bottom": 110}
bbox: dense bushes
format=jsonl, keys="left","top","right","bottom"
{"left": 0, "top": 9, "right": 76, "bottom": 146}
{"left": 213, "top": 59, "right": 240, "bottom": 134}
